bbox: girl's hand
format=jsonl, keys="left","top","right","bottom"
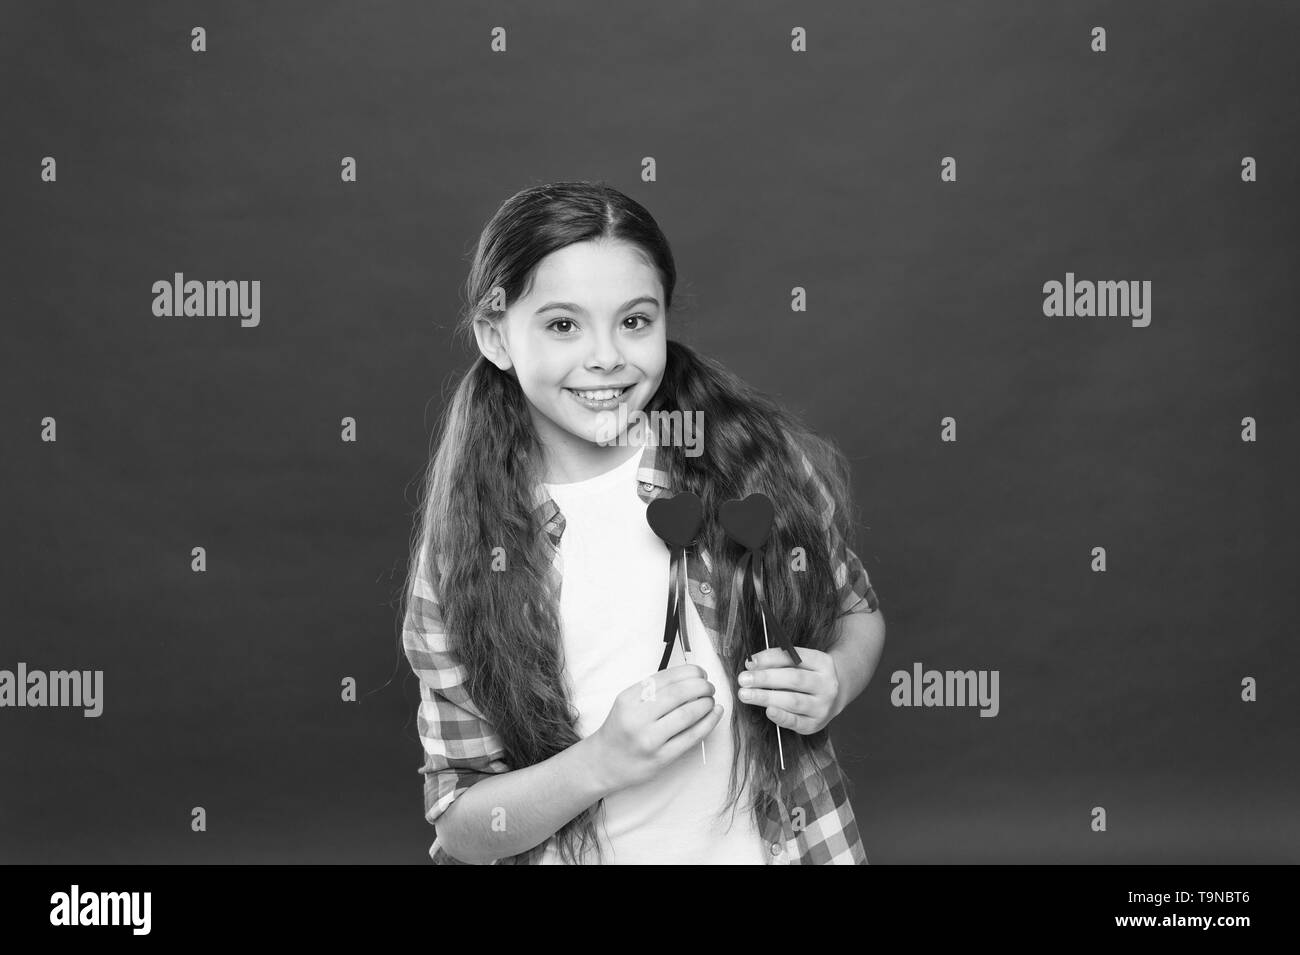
{"left": 737, "top": 648, "right": 839, "bottom": 735}
{"left": 585, "top": 664, "right": 722, "bottom": 794}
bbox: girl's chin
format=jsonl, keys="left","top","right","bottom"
{"left": 594, "top": 412, "right": 642, "bottom": 442}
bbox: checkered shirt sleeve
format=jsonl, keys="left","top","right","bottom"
{"left": 401, "top": 544, "right": 511, "bottom": 841}
{"left": 796, "top": 450, "right": 881, "bottom": 617}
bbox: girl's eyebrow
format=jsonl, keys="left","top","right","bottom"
{"left": 533, "top": 295, "right": 660, "bottom": 316}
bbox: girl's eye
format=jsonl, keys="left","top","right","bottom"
{"left": 546, "top": 314, "right": 652, "bottom": 335}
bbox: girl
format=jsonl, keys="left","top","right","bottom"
{"left": 401, "top": 180, "right": 886, "bottom": 864}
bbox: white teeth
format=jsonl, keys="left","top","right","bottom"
{"left": 570, "top": 388, "right": 624, "bottom": 400}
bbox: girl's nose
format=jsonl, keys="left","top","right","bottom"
{"left": 586, "top": 336, "right": 625, "bottom": 371}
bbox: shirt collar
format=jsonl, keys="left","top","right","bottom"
{"left": 529, "top": 439, "right": 672, "bottom": 527}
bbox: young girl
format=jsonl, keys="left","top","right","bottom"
{"left": 401, "top": 180, "right": 886, "bottom": 864}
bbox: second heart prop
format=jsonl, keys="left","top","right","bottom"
{"left": 720, "top": 491, "right": 802, "bottom": 771}
{"left": 718, "top": 493, "right": 803, "bottom": 667}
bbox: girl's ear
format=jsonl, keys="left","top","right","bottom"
{"left": 472, "top": 315, "right": 514, "bottom": 371}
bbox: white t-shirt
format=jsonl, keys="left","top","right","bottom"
{"left": 537, "top": 441, "right": 767, "bottom": 864}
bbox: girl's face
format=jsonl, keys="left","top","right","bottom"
{"left": 475, "top": 238, "right": 668, "bottom": 460}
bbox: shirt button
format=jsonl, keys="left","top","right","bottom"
{"left": 641, "top": 482, "right": 654, "bottom": 491}
{"left": 699, "top": 582, "right": 711, "bottom": 594}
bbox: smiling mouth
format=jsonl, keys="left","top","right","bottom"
{"left": 565, "top": 386, "right": 632, "bottom": 399}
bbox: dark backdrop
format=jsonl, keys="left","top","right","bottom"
{"left": 2, "top": 0, "right": 1296, "bottom": 863}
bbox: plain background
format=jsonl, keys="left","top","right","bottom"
{"left": 1, "top": 1, "right": 1297, "bottom": 863}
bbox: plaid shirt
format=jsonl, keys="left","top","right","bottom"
{"left": 402, "top": 438, "right": 881, "bottom": 864}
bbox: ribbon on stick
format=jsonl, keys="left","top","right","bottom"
{"left": 646, "top": 491, "right": 708, "bottom": 765}
{"left": 720, "top": 492, "right": 800, "bottom": 770}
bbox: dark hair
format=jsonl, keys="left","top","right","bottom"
{"left": 403, "top": 180, "right": 856, "bottom": 863}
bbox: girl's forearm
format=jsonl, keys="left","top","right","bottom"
{"left": 827, "top": 610, "right": 887, "bottom": 719}
{"left": 435, "top": 734, "right": 612, "bottom": 864}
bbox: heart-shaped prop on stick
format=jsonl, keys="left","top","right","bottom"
{"left": 646, "top": 490, "right": 708, "bottom": 765}
{"left": 720, "top": 492, "right": 802, "bottom": 771}
{"left": 646, "top": 489, "right": 704, "bottom": 548}
{"left": 646, "top": 491, "right": 704, "bottom": 669}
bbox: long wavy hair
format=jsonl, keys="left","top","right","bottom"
{"left": 401, "top": 180, "right": 860, "bottom": 864}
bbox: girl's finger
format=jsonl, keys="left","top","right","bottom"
{"left": 737, "top": 687, "right": 815, "bottom": 715}
{"left": 765, "top": 706, "right": 812, "bottom": 735}
{"left": 663, "top": 701, "right": 725, "bottom": 761}
{"left": 740, "top": 666, "right": 809, "bottom": 692}
{"left": 746, "top": 647, "right": 809, "bottom": 671}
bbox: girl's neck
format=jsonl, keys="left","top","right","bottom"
{"left": 540, "top": 431, "right": 645, "bottom": 485}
